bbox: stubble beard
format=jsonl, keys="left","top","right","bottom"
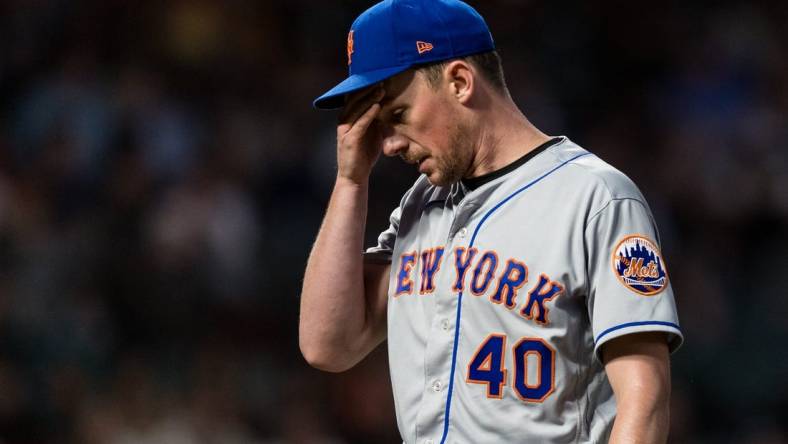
{"left": 428, "top": 122, "right": 474, "bottom": 187}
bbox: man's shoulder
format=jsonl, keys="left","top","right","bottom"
{"left": 548, "top": 138, "right": 647, "bottom": 203}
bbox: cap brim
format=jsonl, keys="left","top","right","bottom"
{"left": 313, "top": 64, "right": 411, "bottom": 110}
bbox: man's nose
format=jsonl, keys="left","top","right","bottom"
{"left": 381, "top": 133, "right": 409, "bottom": 157}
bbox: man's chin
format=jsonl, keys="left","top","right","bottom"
{"left": 424, "top": 171, "right": 458, "bottom": 188}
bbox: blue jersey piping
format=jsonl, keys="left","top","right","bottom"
{"left": 594, "top": 320, "right": 682, "bottom": 344}
{"left": 439, "top": 152, "right": 591, "bottom": 444}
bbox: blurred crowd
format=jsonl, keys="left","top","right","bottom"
{"left": 0, "top": 0, "right": 786, "bottom": 443}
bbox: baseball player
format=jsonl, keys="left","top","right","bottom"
{"left": 300, "top": 1, "right": 682, "bottom": 443}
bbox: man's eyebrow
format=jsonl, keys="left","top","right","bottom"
{"left": 379, "top": 95, "right": 396, "bottom": 108}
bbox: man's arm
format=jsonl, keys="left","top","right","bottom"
{"left": 299, "top": 87, "right": 389, "bottom": 372}
{"left": 603, "top": 332, "right": 671, "bottom": 444}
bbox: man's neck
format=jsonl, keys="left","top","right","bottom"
{"left": 465, "top": 100, "right": 550, "bottom": 179}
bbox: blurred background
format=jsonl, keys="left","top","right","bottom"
{"left": 0, "top": 0, "right": 786, "bottom": 443}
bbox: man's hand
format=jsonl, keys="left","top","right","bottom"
{"left": 336, "top": 87, "right": 386, "bottom": 185}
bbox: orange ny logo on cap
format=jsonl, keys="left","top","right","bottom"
{"left": 347, "top": 30, "right": 355, "bottom": 65}
{"left": 416, "top": 41, "right": 433, "bottom": 54}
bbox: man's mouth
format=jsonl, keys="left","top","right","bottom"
{"left": 402, "top": 154, "right": 427, "bottom": 166}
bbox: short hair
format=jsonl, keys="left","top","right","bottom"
{"left": 414, "top": 50, "right": 508, "bottom": 95}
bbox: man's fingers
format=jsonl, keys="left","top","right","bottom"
{"left": 340, "top": 87, "right": 385, "bottom": 126}
{"left": 341, "top": 87, "right": 381, "bottom": 123}
{"left": 344, "top": 87, "right": 376, "bottom": 111}
{"left": 348, "top": 100, "right": 381, "bottom": 138}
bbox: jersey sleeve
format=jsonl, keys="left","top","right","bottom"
{"left": 585, "top": 197, "right": 683, "bottom": 360}
{"left": 363, "top": 178, "right": 427, "bottom": 264}
{"left": 363, "top": 205, "right": 401, "bottom": 264}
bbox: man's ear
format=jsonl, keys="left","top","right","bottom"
{"left": 443, "top": 60, "right": 475, "bottom": 105}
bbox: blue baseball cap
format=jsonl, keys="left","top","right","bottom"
{"left": 313, "top": 0, "right": 495, "bottom": 110}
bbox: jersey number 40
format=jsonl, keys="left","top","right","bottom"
{"left": 466, "top": 334, "right": 555, "bottom": 402}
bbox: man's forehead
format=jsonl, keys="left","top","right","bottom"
{"left": 381, "top": 70, "right": 419, "bottom": 105}
{"left": 342, "top": 69, "right": 419, "bottom": 108}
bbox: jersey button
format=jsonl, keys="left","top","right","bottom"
{"left": 431, "top": 380, "right": 443, "bottom": 392}
{"left": 424, "top": 440, "right": 434, "bottom": 444}
{"left": 441, "top": 319, "right": 450, "bottom": 331}
{"left": 457, "top": 227, "right": 468, "bottom": 238}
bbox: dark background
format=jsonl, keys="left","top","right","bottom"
{"left": 0, "top": 0, "right": 786, "bottom": 443}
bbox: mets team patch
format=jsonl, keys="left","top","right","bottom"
{"left": 612, "top": 235, "right": 668, "bottom": 296}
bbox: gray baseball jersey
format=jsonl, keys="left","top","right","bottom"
{"left": 365, "top": 137, "right": 682, "bottom": 444}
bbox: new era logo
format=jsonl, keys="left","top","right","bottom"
{"left": 416, "top": 41, "right": 434, "bottom": 54}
